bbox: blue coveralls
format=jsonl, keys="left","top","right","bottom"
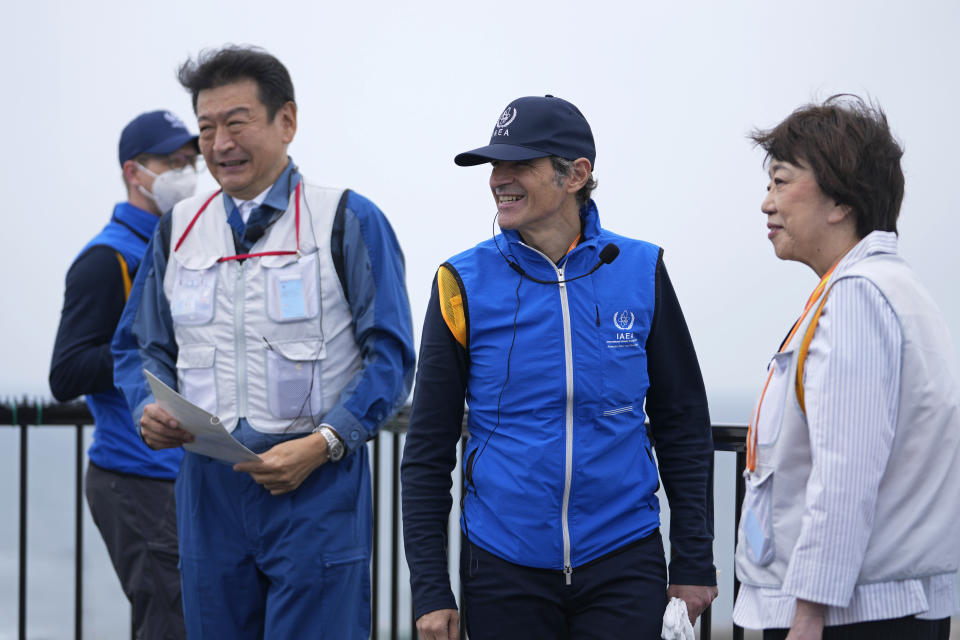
{"left": 112, "top": 161, "right": 415, "bottom": 638}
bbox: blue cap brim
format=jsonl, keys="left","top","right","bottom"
{"left": 142, "top": 132, "right": 199, "bottom": 157}
{"left": 454, "top": 144, "right": 551, "bottom": 167}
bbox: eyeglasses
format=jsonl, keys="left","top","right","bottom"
{"left": 138, "top": 152, "right": 204, "bottom": 171}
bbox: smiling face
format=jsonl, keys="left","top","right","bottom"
{"left": 490, "top": 157, "right": 578, "bottom": 237}
{"left": 761, "top": 159, "right": 854, "bottom": 275}
{"left": 196, "top": 78, "right": 296, "bottom": 200}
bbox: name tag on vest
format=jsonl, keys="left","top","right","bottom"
{"left": 278, "top": 275, "right": 307, "bottom": 320}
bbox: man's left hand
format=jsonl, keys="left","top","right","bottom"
{"left": 667, "top": 584, "right": 718, "bottom": 625}
{"left": 234, "top": 433, "right": 329, "bottom": 495}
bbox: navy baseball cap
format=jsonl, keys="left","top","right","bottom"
{"left": 118, "top": 110, "right": 198, "bottom": 166}
{"left": 454, "top": 95, "right": 596, "bottom": 169}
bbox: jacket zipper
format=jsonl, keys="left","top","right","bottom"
{"left": 557, "top": 265, "right": 575, "bottom": 585}
{"left": 520, "top": 242, "right": 576, "bottom": 585}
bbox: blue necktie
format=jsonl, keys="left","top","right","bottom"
{"left": 244, "top": 203, "right": 276, "bottom": 248}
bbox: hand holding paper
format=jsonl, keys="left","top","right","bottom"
{"left": 140, "top": 402, "right": 194, "bottom": 449}
{"left": 144, "top": 370, "right": 261, "bottom": 464}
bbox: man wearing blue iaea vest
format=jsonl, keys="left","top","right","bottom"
{"left": 50, "top": 109, "right": 199, "bottom": 639}
{"left": 401, "top": 95, "right": 718, "bottom": 639}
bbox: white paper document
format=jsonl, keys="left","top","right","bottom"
{"left": 144, "top": 370, "right": 261, "bottom": 464}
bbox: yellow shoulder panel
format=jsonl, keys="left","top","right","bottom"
{"left": 437, "top": 266, "right": 467, "bottom": 348}
{"left": 115, "top": 252, "right": 133, "bottom": 301}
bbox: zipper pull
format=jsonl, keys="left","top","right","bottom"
{"left": 564, "top": 564, "right": 573, "bottom": 586}
{"left": 595, "top": 304, "right": 600, "bottom": 327}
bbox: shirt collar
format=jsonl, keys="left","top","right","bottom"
{"left": 835, "top": 230, "right": 899, "bottom": 276}
{"left": 222, "top": 157, "right": 300, "bottom": 219}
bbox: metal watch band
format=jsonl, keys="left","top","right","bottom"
{"left": 315, "top": 425, "right": 345, "bottom": 462}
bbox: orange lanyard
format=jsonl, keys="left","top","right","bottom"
{"left": 746, "top": 262, "right": 838, "bottom": 471}
{"left": 174, "top": 183, "right": 301, "bottom": 262}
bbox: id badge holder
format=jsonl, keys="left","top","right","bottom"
{"left": 278, "top": 275, "right": 307, "bottom": 321}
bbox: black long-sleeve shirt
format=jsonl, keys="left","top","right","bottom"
{"left": 401, "top": 256, "right": 716, "bottom": 619}
{"left": 49, "top": 245, "right": 126, "bottom": 401}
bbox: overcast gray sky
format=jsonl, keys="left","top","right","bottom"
{"left": 4, "top": 0, "right": 959, "bottom": 423}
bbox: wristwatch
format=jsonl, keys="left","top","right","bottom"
{"left": 314, "top": 425, "right": 345, "bottom": 462}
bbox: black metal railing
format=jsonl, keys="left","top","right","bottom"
{"left": 1, "top": 400, "right": 747, "bottom": 640}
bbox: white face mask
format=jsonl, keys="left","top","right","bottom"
{"left": 137, "top": 164, "right": 198, "bottom": 213}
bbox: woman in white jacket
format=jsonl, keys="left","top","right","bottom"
{"left": 732, "top": 95, "right": 960, "bottom": 640}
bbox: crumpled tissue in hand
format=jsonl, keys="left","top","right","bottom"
{"left": 661, "top": 596, "right": 695, "bottom": 640}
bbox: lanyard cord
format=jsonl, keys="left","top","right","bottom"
{"left": 174, "top": 189, "right": 221, "bottom": 252}
{"left": 173, "top": 182, "right": 302, "bottom": 261}
{"left": 746, "top": 260, "right": 840, "bottom": 472}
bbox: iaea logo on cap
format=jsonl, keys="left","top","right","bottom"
{"left": 497, "top": 107, "right": 517, "bottom": 128}
{"left": 163, "top": 111, "right": 187, "bottom": 130}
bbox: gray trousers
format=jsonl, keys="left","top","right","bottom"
{"left": 85, "top": 462, "right": 185, "bottom": 640}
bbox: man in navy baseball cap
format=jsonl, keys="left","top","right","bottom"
{"left": 402, "top": 95, "right": 718, "bottom": 640}
{"left": 49, "top": 107, "right": 199, "bottom": 640}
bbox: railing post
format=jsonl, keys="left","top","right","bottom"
{"left": 372, "top": 432, "right": 380, "bottom": 639}
{"left": 459, "top": 435, "right": 467, "bottom": 640}
{"left": 19, "top": 418, "right": 28, "bottom": 640}
{"left": 733, "top": 450, "right": 746, "bottom": 640}
{"left": 701, "top": 603, "right": 712, "bottom": 640}
{"left": 75, "top": 424, "right": 84, "bottom": 640}
{"left": 390, "top": 430, "right": 400, "bottom": 640}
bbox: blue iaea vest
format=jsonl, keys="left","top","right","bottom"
{"left": 446, "top": 202, "right": 662, "bottom": 571}
{"left": 82, "top": 203, "right": 183, "bottom": 478}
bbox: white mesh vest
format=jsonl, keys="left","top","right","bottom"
{"left": 163, "top": 179, "right": 363, "bottom": 434}
{"left": 735, "top": 252, "right": 960, "bottom": 588}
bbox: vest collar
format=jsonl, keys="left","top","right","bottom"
{"left": 113, "top": 202, "right": 160, "bottom": 240}
{"left": 501, "top": 199, "right": 603, "bottom": 259}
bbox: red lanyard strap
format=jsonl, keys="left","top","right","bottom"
{"left": 174, "top": 182, "right": 301, "bottom": 261}
{"left": 174, "top": 189, "right": 222, "bottom": 252}
{"left": 218, "top": 250, "right": 296, "bottom": 263}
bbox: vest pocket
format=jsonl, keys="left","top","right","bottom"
{"left": 741, "top": 467, "right": 775, "bottom": 567}
{"left": 176, "top": 344, "right": 217, "bottom": 415}
{"left": 265, "top": 338, "right": 326, "bottom": 419}
{"left": 755, "top": 349, "right": 795, "bottom": 447}
{"left": 170, "top": 263, "right": 217, "bottom": 326}
{"left": 264, "top": 251, "right": 320, "bottom": 323}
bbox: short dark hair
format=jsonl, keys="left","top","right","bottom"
{"left": 177, "top": 45, "right": 295, "bottom": 121}
{"left": 550, "top": 156, "right": 598, "bottom": 209}
{"left": 750, "top": 94, "right": 904, "bottom": 238}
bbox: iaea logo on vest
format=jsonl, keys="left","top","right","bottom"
{"left": 614, "top": 310, "right": 634, "bottom": 331}
{"left": 607, "top": 310, "right": 639, "bottom": 349}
